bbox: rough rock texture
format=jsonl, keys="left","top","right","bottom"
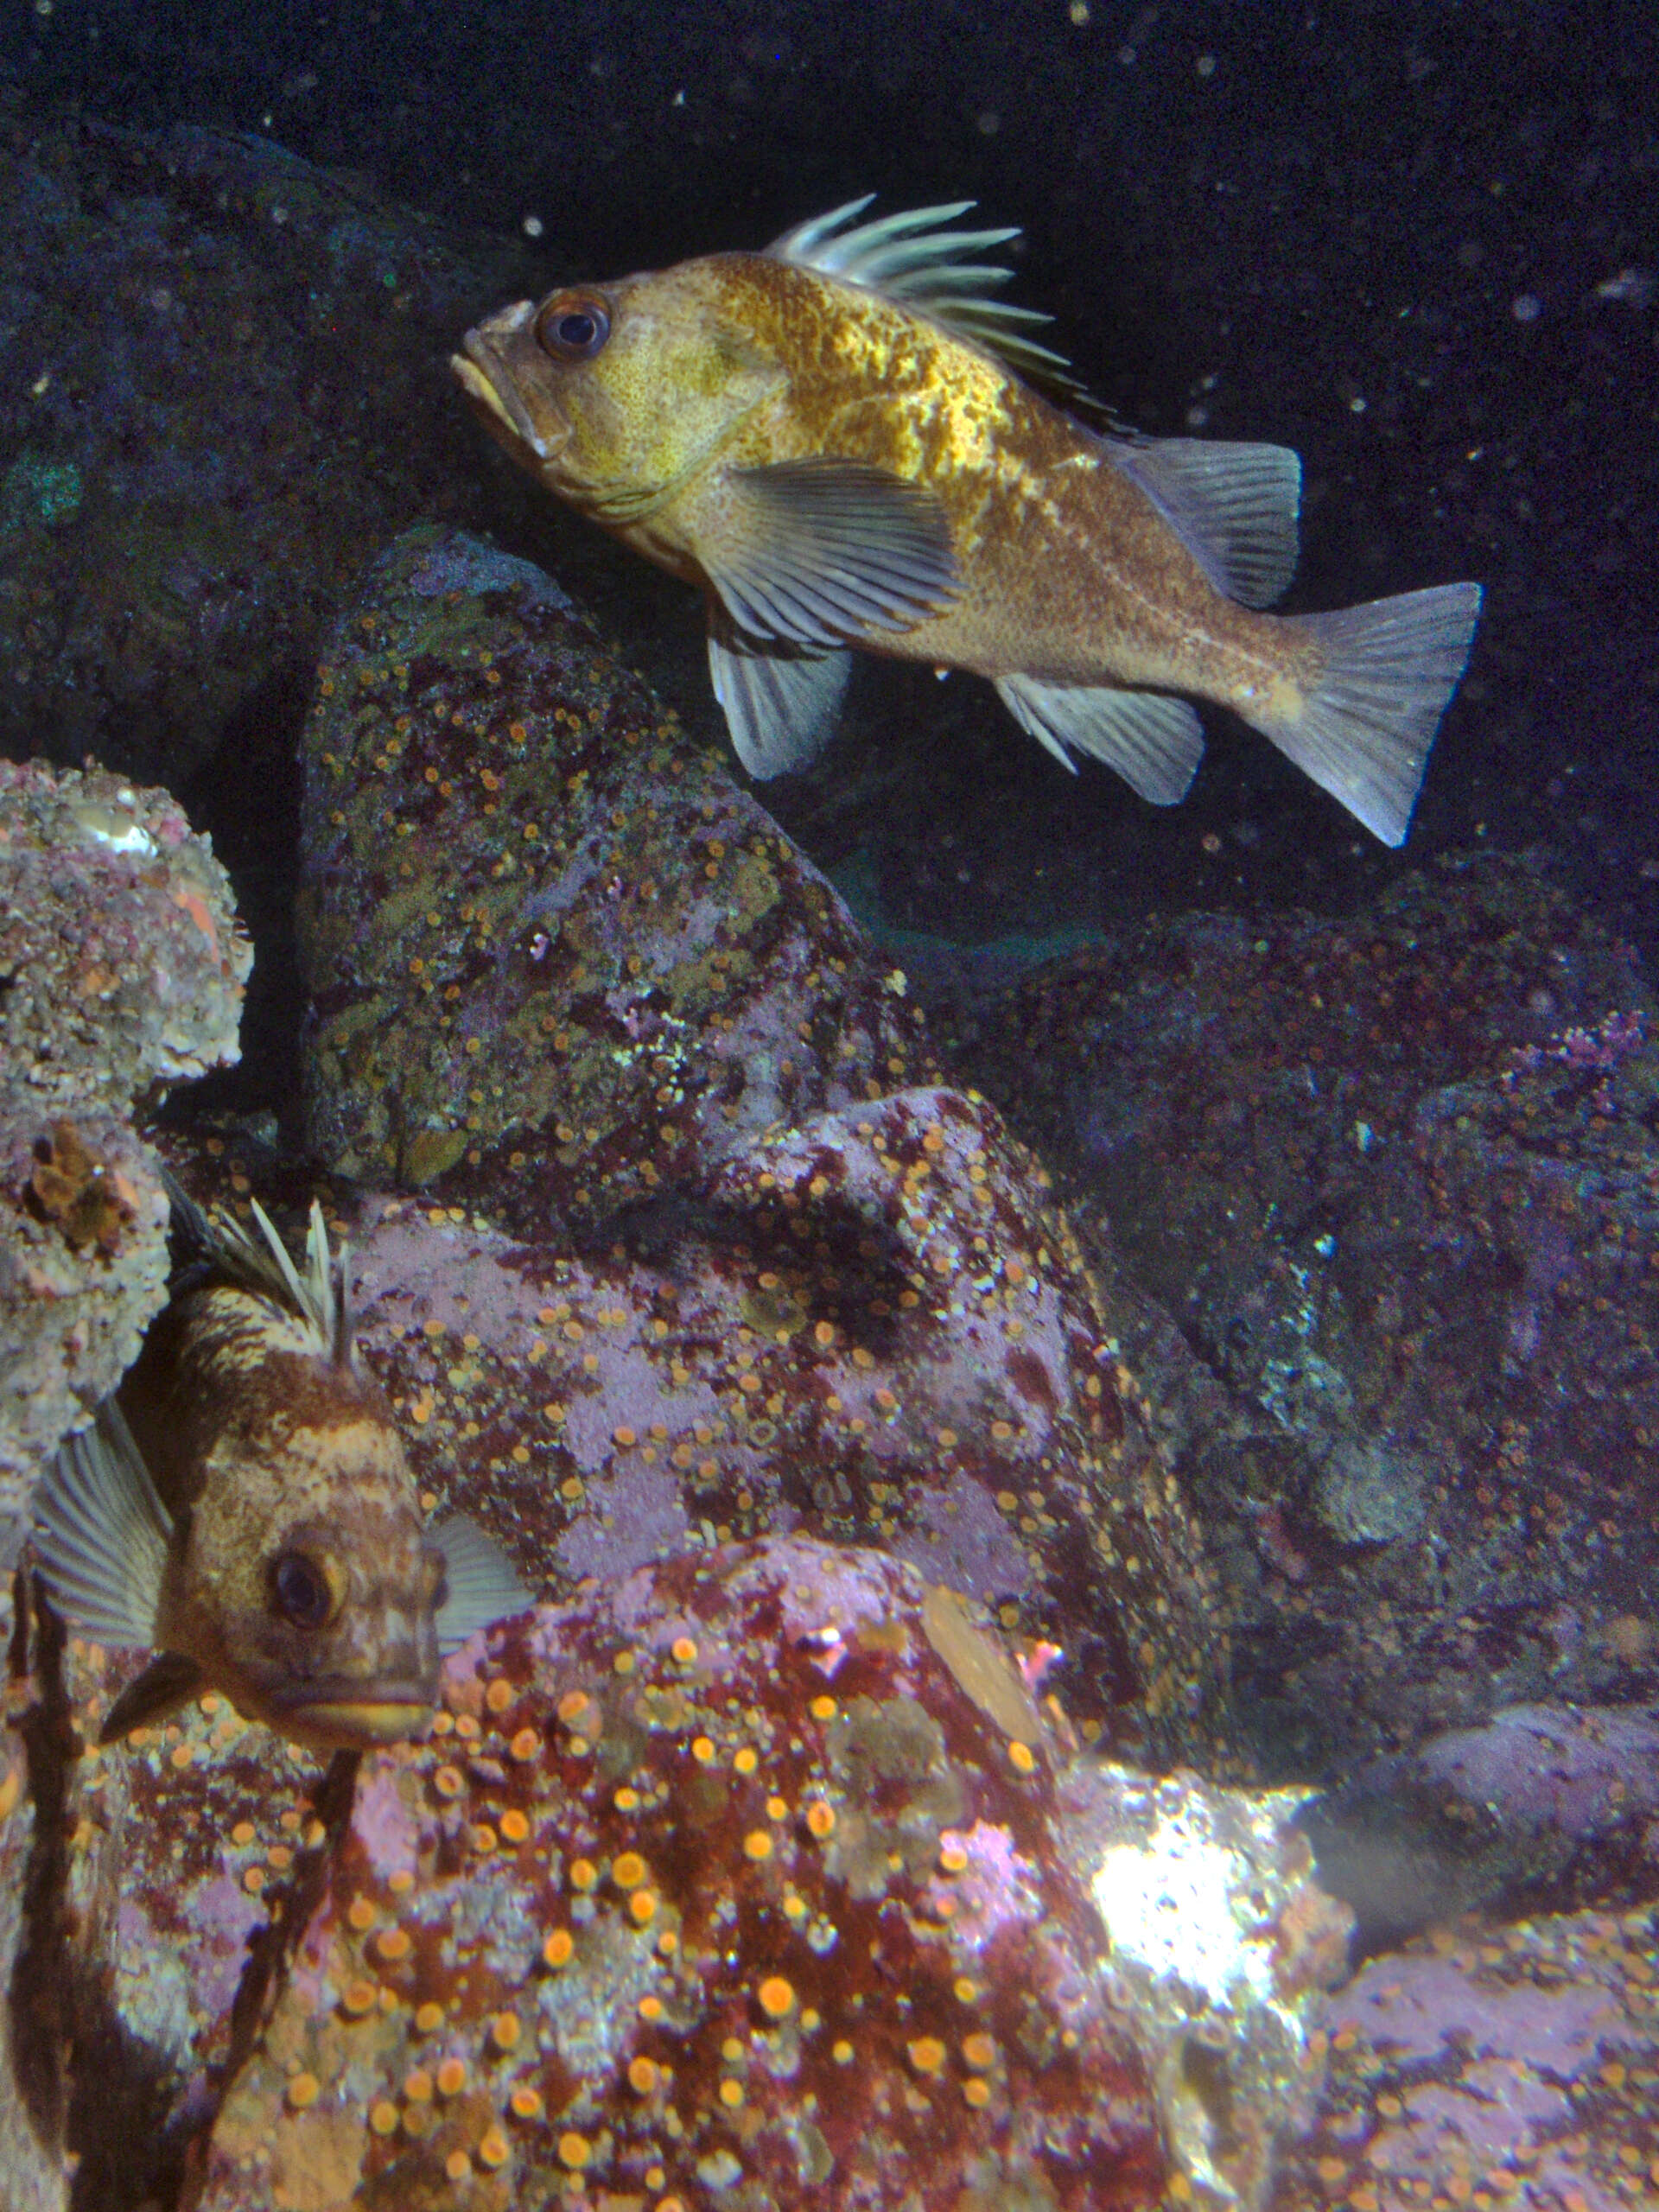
{"left": 296, "top": 529, "right": 935, "bottom": 1240}
{"left": 1273, "top": 1902, "right": 1659, "bottom": 2212}
{"left": 0, "top": 118, "right": 541, "bottom": 786}
{"left": 938, "top": 852, "right": 1659, "bottom": 1777}
{"left": 1302, "top": 1702, "right": 1659, "bottom": 1954}
{"left": 1062, "top": 1763, "right": 1352, "bottom": 2211}
{"left": 226, "top": 1087, "right": 1220, "bottom": 1764}
{"left": 0, "top": 1585, "right": 135, "bottom": 2212}
{"left": 287, "top": 526, "right": 1227, "bottom": 1753}
{"left": 84, "top": 1541, "right": 1175, "bottom": 2211}
{"left": 0, "top": 759, "right": 248, "bottom": 1551}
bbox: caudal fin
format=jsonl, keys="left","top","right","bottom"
{"left": 1252, "top": 582, "right": 1482, "bottom": 846}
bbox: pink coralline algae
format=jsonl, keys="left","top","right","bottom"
{"left": 1500, "top": 1007, "right": 1649, "bottom": 1114}
{"left": 333, "top": 1081, "right": 1224, "bottom": 1761}
{"left": 1275, "top": 1903, "right": 1659, "bottom": 2210}
{"left": 188, "top": 1538, "right": 1170, "bottom": 2212}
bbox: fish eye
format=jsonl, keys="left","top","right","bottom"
{"left": 270, "top": 1549, "right": 338, "bottom": 1630}
{"left": 535, "top": 289, "right": 612, "bottom": 362}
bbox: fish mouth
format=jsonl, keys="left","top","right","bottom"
{"left": 451, "top": 313, "right": 570, "bottom": 464}
{"left": 269, "top": 1681, "right": 436, "bottom": 1749}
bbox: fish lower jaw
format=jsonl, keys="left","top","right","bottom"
{"left": 273, "top": 1693, "right": 437, "bottom": 1750}
{"left": 450, "top": 349, "right": 567, "bottom": 465}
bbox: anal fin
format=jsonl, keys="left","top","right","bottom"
{"left": 995, "top": 675, "right": 1205, "bottom": 804}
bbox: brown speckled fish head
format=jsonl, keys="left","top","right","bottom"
{"left": 32, "top": 1189, "right": 530, "bottom": 1753}
{"left": 162, "top": 1408, "right": 446, "bottom": 1751}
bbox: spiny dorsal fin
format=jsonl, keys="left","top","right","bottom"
{"left": 766, "top": 195, "right": 1086, "bottom": 394}
{"left": 162, "top": 1169, "right": 348, "bottom": 1363}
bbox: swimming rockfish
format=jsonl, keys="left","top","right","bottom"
{"left": 32, "top": 1179, "right": 525, "bottom": 1749}
{"left": 454, "top": 197, "right": 1482, "bottom": 845}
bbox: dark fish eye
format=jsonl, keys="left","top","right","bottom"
{"left": 535, "top": 289, "right": 613, "bottom": 362}
{"left": 271, "top": 1549, "right": 336, "bottom": 1630}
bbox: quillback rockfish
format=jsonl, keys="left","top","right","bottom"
{"left": 454, "top": 195, "right": 1481, "bottom": 847}
{"left": 33, "top": 1179, "right": 525, "bottom": 1749}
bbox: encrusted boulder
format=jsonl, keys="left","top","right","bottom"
{"left": 296, "top": 529, "right": 936, "bottom": 1240}
{"left": 0, "top": 758, "right": 248, "bottom": 1555}
{"left": 96, "top": 1540, "right": 1175, "bottom": 2210}
{"left": 945, "top": 852, "right": 1659, "bottom": 1774}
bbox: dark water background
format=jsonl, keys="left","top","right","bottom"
{"left": 4, "top": 0, "right": 1656, "bottom": 967}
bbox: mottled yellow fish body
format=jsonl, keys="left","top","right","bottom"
{"left": 456, "top": 198, "right": 1481, "bottom": 846}
{"left": 683, "top": 255, "right": 1288, "bottom": 702}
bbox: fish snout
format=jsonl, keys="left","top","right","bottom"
{"left": 249, "top": 1580, "right": 444, "bottom": 1748}
{"left": 452, "top": 308, "right": 572, "bottom": 465}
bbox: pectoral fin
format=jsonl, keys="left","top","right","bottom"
{"left": 702, "top": 458, "right": 959, "bottom": 651}
{"left": 995, "top": 675, "right": 1205, "bottom": 804}
{"left": 708, "top": 615, "right": 852, "bottom": 777}
{"left": 432, "top": 1516, "right": 531, "bottom": 1656}
{"left": 32, "top": 1400, "right": 173, "bottom": 1649}
{"left": 99, "top": 1652, "right": 207, "bottom": 1744}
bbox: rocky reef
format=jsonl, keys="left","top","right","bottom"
{"left": 0, "top": 116, "right": 543, "bottom": 791}
{"left": 934, "top": 857, "right": 1659, "bottom": 1777}
{"left": 0, "top": 757, "right": 248, "bottom": 1558}
{"left": 0, "top": 115, "right": 1654, "bottom": 2212}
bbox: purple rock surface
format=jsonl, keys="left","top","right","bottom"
{"left": 938, "top": 853, "right": 1659, "bottom": 1776}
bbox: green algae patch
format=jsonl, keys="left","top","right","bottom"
{"left": 0, "top": 448, "right": 84, "bottom": 532}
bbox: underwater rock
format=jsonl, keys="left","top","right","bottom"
{"left": 1274, "top": 1899, "right": 1659, "bottom": 2212}
{"left": 1062, "top": 1761, "right": 1352, "bottom": 2212}
{"left": 1300, "top": 1701, "right": 1659, "bottom": 1955}
{"left": 944, "top": 850, "right": 1659, "bottom": 1775}
{"left": 326, "top": 1081, "right": 1224, "bottom": 1761}
{"left": 0, "top": 1584, "right": 134, "bottom": 2212}
{"left": 296, "top": 526, "right": 936, "bottom": 1242}
{"left": 162, "top": 1538, "right": 1172, "bottom": 2210}
{"left": 0, "top": 120, "right": 541, "bottom": 785}
{"left": 0, "top": 759, "right": 248, "bottom": 1555}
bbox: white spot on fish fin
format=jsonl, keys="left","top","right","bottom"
{"left": 995, "top": 675, "right": 1205, "bottom": 804}
{"left": 707, "top": 617, "right": 852, "bottom": 778}
{"left": 1106, "top": 435, "right": 1303, "bottom": 609}
{"left": 32, "top": 1399, "right": 172, "bottom": 1649}
{"left": 432, "top": 1516, "right": 531, "bottom": 1656}
{"left": 1251, "top": 582, "right": 1483, "bottom": 845}
{"left": 702, "top": 458, "right": 959, "bottom": 651}
{"left": 99, "top": 1652, "right": 207, "bottom": 1744}
{"left": 765, "top": 196, "right": 1080, "bottom": 388}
